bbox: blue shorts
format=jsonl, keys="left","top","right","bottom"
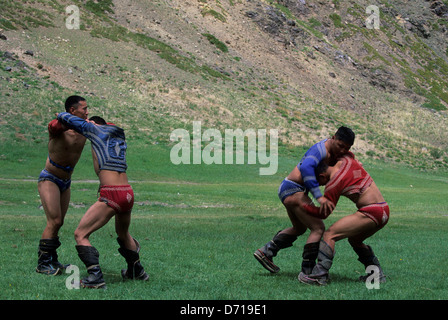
{"left": 38, "top": 169, "right": 71, "bottom": 193}
{"left": 278, "top": 178, "right": 307, "bottom": 203}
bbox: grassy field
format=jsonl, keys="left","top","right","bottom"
{"left": 1, "top": 2, "right": 447, "bottom": 314}
{"left": 1, "top": 141, "right": 448, "bottom": 302}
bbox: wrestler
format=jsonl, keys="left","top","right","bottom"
{"left": 299, "top": 153, "right": 389, "bottom": 285}
{"left": 57, "top": 112, "right": 149, "bottom": 289}
{"left": 254, "top": 127, "right": 355, "bottom": 274}
{"left": 36, "top": 96, "right": 88, "bottom": 275}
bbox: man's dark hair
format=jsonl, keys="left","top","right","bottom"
{"left": 65, "top": 95, "right": 86, "bottom": 112}
{"left": 315, "top": 161, "right": 329, "bottom": 177}
{"left": 89, "top": 116, "right": 107, "bottom": 125}
{"left": 334, "top": 126, "right": 355, "bottom": 145}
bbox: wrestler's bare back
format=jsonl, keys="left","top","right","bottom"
{"left": 329, "top": 159, "right": 385, "bottom": 209}
{"left": 90, "top": 143, "right": 129, "bottom": 186}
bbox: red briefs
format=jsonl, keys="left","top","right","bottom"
{"left": 358, "top": 202, "right": 390, "bottom": 228}
{"left": 99, "top": 185, "right": 134, "bottom": 214}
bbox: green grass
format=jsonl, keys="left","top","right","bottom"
{"left": 202, "top": 33, "right": 229, "bottom": 53}
{"left": 1, "top": 0, "right": 448, "bottom": 304}
{"left": 1, "top": 142, "right": 448, "bottom": 300}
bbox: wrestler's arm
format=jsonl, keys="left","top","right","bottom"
{"left": 299, "top": 156, "right": 323, "bottom": 200}
{"left": 57, "top": 112, "right": 97, "bottom": 136}
{"left": 299, "top": 147, "right": 336, "bottom": 215}
{"left": 303, "top": 185, "right": 340, "bottom": 219}
{"left": 302, "top": 202, "right": 325, "bottom": 219}
{"left": 297, "top": 191, "right": 325, "bottom": 219}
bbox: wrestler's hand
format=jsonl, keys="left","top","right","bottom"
{"left": 317, "top": 197, "right": 335, "bottom": 218}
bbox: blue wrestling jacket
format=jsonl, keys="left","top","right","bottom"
{"left": 297, "top": 139, "right": 327, "bottom": 199}
{"left": 57, "top": 112, "right": 127, "bottom": 172}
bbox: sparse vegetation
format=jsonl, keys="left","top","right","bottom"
{"left": 202, "top": 33, "right": 229, "bottom": 53}
{"left": 201, "top": 6, "right": 227, "bottom": 22}
{"left": 329, "top": 13, "right": 344, "bottom": 28}
{"left": 84, "top": 0, "right": 115, "bottom": 18}
{"left": 0, "top": 0, "right": 447, "bottom": 171}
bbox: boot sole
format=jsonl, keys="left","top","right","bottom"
{"left": 81, "top": 281, "right": 107, "bottom": 289}
{"left": 253, "top": 250, "right": 280, "bottom": 273}
{"left": 121, "top": 269, "right": 150, "bottom": 281}
{"left": 298, "top": 272, "right": 328, "bottom": 286}
{"left": 36, "top": 267, "right": 62, "bottom": 276}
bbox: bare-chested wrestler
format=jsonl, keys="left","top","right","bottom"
{"left": 36, "top": 96, "right": 88, "bottom": 275}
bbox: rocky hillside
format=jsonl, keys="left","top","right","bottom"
{"left": 0, "top": 0, "right": 447, "bottom": 170}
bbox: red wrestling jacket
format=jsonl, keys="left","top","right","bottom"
{"left": 304, "top": 153, "right": 373, "bottom": 219}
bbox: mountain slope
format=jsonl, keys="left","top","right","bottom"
{"left": 0, "top": 0, "right": 447, "bottom": 170}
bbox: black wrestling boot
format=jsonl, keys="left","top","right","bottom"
{"left": 353, "top": 245, "right": 386, "bottom": 283}
{"left": 76, "top": 245, "right": 106, "bottom": 289}
{"left": 298, "top": 240, "right": 333, "bottom": 286}
{"left": 254, "top": 231, "right": 297, "bottom": 273}
{"left": 301, "top": 241, "right": 320, "bottom": 275}
{"left": 50, "top": 237, "right": 70, "bottom": 270}
{"left": 36, "top": 238, "right": 63, "bottom": 275}
{"left": 117, "top": 238, "right": 149, "bottom": 281}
